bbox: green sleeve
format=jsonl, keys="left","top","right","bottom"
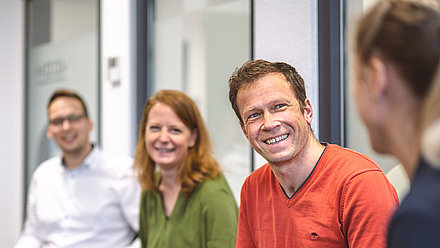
{"left": 139, "top": 191, "right": 148, "bottom": 248}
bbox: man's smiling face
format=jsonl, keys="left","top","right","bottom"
{"left": 237, "top": 72, "right": 313, "bottom": 166}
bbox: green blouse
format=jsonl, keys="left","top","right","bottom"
{"left": 139, "top": 174, "right": 238, "bottom": 248}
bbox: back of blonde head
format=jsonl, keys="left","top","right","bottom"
{"left": 355, "top": 0, "right": 440, "bottom": 99}
{"left": 355, "top": 0, "right": 440, "bottom": 168}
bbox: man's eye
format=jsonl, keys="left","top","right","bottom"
{"left": 51, "top": 119, "right": 63, "bottom": 125}
{"left": 248, "top": 113, "right": 260, "bottom": 119}
{"left": 68, "top": 115, "right": 81, "bottom": 122}
{"left": 274, "top": 104, "right": 286, "bottom": 110}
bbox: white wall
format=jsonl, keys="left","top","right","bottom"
{"left": 100, "top": 0, "right": 137, "bottom": 156}
{"left": 253, "top": 0, "right": 319, "bottom": 168}
{"left": 0, "top": 0, "right": 24, "bottom": 246}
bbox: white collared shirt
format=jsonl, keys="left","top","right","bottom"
{"left": 15, "top": 146, "right": 141, "bottom": 248}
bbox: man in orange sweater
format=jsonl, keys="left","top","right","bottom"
{"left": 228, "top": 59, "right": 398, "bottom": 247}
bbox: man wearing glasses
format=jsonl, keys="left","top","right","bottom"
{"left": 15, "top": 89, "right": 141, "bottom": 248}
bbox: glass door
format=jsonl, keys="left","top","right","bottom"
{"left": 150, "top": 0, "right": 252, "bottom": 202}
{"left": 25, "top": 0, "right": 100, "bottom": 186}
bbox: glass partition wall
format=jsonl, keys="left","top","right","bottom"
{"left": 149, "top": 0, "right": 252, "bottom": 202}
{"left": 343, "top": 0, "right": 399, "bottom": 174}
{"left": 25, "top": 0, "right": 100, "bottom": 186}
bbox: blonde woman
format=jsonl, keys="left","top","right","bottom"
{"left": 353, "top": 0, "right": 440, "bottom": 247}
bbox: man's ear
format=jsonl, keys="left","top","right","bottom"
{"left": 85, "top": 117, "right": 93, "bottom": 132}
{"left": 370, "top": 57, "right": 389, "bottom": 98}
{"left": 303, "top": 99, "right": 313, "bottom": 125}
{"left": 47, "top": 127, "right": 53, "bottom": 139}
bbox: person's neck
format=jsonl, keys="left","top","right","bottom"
{"left": 270, "top": 136, "right": 325, "bottom": 198}
{"left": 159, "top": 165, "right": 182, "bottom": 217}
{"left": 159, "top": 166, "right": 181, "bottom": 193}
{"left": 386, "top": 87, "right": 422, "bottom": 180}
{"left": 389, "top": 118, "right": 421, "bottom": 180}
{"left": 63, "top": 143, "right": 93, "bottom": 170}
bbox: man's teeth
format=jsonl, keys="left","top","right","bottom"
{"left": 265, "top": 134, "right": 288, "bottom": 144}
{"left": 63, "top": 134, "right": 75, "bottom": 141}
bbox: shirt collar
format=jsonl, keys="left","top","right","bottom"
{"left": 59, "top": 144, "right": 101, "bottom": 170}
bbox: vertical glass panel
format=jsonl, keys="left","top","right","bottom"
{"left": 153, "top": 0, "right": 251, "bottom": 202}
{"left": 26, "top": 0, "right": 99, "bottom": 184}
{"left": 344, "top": 0, "right": 399, "bottom": 173}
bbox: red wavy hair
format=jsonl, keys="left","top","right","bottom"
{"left": 134, "top": 90, "right": 220, "bottom": 196}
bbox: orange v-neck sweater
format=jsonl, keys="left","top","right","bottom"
{"left": 237, "top": 144, "right": 398, "bottom": 248}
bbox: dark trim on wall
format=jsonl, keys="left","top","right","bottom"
{"left": 97, "top": 0, "right": 102, "bottom": 147}
{"left": 136, "top": 0, "right": 155, "bottom": 134}
{"left": 318, "top": 0, "right": 344, "bottom": 145}
{"left": 250, "top": 0, "right": 255, "bottom": 172}
{"left": 23, "top": 0, "right": 31, "bottom": 224}
{"left": 23, "top": 0, "right": 53, "bottom": 222}
{"left": 250, "top": 0, "right": 254, "bottom": 61}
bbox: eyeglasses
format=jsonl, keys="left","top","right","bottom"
{"left": 49, "top": 114, "right": 86, "bottom": 126}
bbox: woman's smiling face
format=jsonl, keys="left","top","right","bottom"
{"left": 145, "top": 102, "right": 197, "bottom": 169}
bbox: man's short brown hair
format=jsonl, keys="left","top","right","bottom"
{"left": 228, "top": 59, "right": 307, "bottom": 125}
{"left": 47, "top": 89, "right": 89, "bottom": 117}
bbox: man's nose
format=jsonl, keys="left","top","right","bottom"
{"left": 61, "top": 119, "right": 72, "bottom": 130}
{"left": 261, "top": 111, "right": 279, "bottom": 130}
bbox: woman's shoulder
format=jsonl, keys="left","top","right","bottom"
{"left": 389, "top": 194, "right": 440, "bottom": 248}
{"left": 193, "top": 174, "right": 238, "bottom": 214}
{"left": 195, "top": 174, "right": 234, "bottom": 199}
{"left": 395, "top": 163, "right": 440, "bottom": 221}
{"left": 198, "top": 174, "right": 229, "bottom": 191}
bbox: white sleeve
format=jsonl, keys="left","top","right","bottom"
{"left": 14, "top": 175, "right": 43, "bottom": 248}
{"left": 114, "top": 162, "right": 141, "bottom": 232}
{"left": 125, "top": 237, "right": 141, "bottom": 248}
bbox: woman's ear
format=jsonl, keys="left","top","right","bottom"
{"left": 189, "top": 128, "right": 198, "bottom": 148}
{"left": 370, "top": 57, "right": 390, "bottom": 98}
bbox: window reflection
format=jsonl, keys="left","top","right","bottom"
{"left": 26, "top": 0, "right": 99, "bottom": 185}
{"left": 153, "top": 0, "right": 251, "bottom": 202}
{"left": 344, "top": 0, "right": 399, "bottom": 173}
